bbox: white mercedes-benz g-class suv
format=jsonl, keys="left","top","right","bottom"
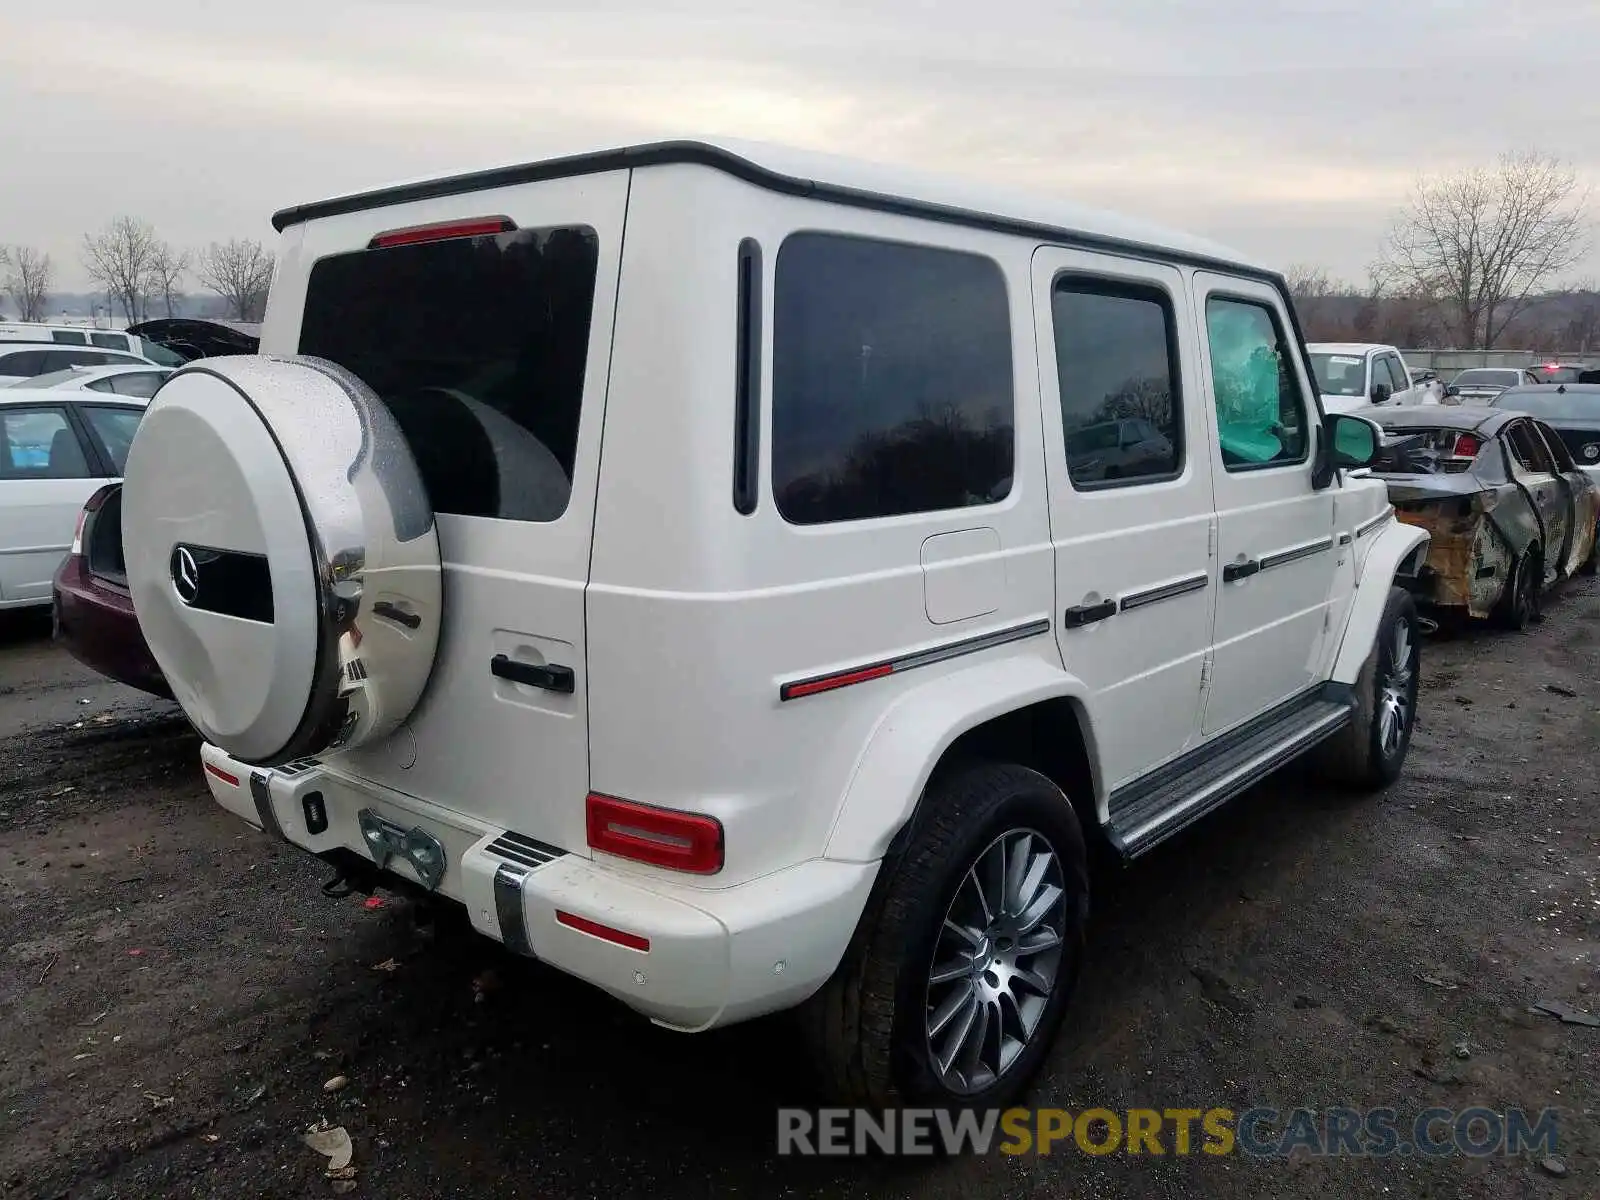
{"left": 119, "top": 138, "right": 1429, "bottom": 1109}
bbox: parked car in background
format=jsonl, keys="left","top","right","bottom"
{"left": 127, "top": 318, "right": 261, "bottom": 361}
{"left": 1488, "top": 383, "right": 1600, "bottom": 492}
{"left": 12, "top": 364, "right": 174, "bottom": 398}
{"left": 1307, "top": 342, "right": 1422, "bottom": 412}
{"left": 0, "top": 322, "right": 187, "bottom": 366}
{"left": 52, "top": 482, "right": 170, "bottom": 697}
{"left": 1408, "top": 368, "right": 1445, "bottom": 403}
{"left": 1371, "top": 405, "right": 1598, "bottom": 628}
{"left": 1446, "top": 367, "right": 1541, "bottom": 404}
{"left": 1529, "top": 363, "right": 1590, "bottom": 385}
{"left": 0, "top": 390, "right": 147, "bottom": 608}
{"left": 0, "top": 344, "right": 160, "bottom": 385}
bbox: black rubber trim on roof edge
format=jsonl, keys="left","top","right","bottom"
{"left": 268, "top": 141, "right": 1284, "bottom": 282}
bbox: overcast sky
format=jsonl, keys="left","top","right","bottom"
{"left": 4, "top": 1, "right": 1597, "bottom": 292}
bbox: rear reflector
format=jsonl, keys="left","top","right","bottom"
{"left": 204, "top": 761, "right": 240, "bottom": 787}
{"left": 555, "top": 910, "right": 650, "bottom": 952}
{"left": 368, "top": 216, "right": 516, "bottom": 249}
{"left": 585, "top": 793, "right": 723, "bottom": 874}
{"left": 780, "top": 662, "right": 894, "bottom": 701}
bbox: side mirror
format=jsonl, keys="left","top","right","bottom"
{"left": 1445, "top": 384, "right": 1461, "bottom": 397}
{"left": 1325, "top": 412, "right": 1381, "bottom": 470}
{"left": 1371, "top": 383, "right": 1393, "bottom": 404}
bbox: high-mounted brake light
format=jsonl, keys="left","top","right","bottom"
{"left": 585, "top": 793, "right": 723, "bottom": 874}
{"left": 367, "top": 215, "right": 516, "bottom": 249}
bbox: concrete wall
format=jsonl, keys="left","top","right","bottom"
{"left": 1401, "top": 349, "right": 1589, "bottom": 372}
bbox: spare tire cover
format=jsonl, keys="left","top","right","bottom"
{"left": 122, "top": 355, "right": 441, "bottom": 765}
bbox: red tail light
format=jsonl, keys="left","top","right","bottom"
{"left": 367, "top": 216, "right": 516, "bottom": 249}
{"left": 585, "top": 793, "right": 723, "bottom": 874}
{"left": 69, "top": 508, "right": 88, "bottom": 557}
{"left": 1451, "top": 434, "right": 1481, "bottom": 458}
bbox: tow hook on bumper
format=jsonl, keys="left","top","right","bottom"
{"left": 357, "top": 808, "right": 447, "bottom": 892}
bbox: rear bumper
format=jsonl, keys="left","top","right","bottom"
{"left": 52, "top": 556, "right": 171, "bottom": 698}
{"left": 199, "top": 744, "right": 877, "bottom": 1031}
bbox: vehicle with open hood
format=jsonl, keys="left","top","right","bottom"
{"left": 1370, "top": 405, "right": 1598, "bottom": 627}
{"left": 115, "top": 136, "right": 1428, "bottom": 1109}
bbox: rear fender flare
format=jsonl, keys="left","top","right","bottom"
{"left": 1332, "top": 520, "right": 1430, "bottom": 684}
{"left": 823, "top": 653, "right": 1097, "bottom": 864}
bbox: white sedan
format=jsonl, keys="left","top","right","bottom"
{"left": 10, "top": 364, "right": 173, "bottom": 399}
{"left": 0, "top": 391, "right": 148, "bottom": 608}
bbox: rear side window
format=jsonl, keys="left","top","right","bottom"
{"left": 52, "top": 330, "right": 88, "bottom": 345}
{"left": 1052, "top": 277, "right": 1182, "bottom": 488}
{"left": 299, "top": 225, "right": 599, "bottom": 522}
{"left": 80, "top": 405, "right": 144, "bottom": 473}
{"left": 0, "top": 350, "right": 48, "bottom": 377}
{"left": 91, "top": 332, "right": 129, "bottom": 351}
{"left": 0, "top": 407, "right": 90, "bottom": 478}
{"left": 771, "top": 233, "right": 1013, "bottom": 524}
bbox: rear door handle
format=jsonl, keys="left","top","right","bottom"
{"left": 1223, "top": 559, "right": 1261, "bottom": 582}
{"left": 1062, "top": 599, "right": 1117, "bottom": 629}
{"left": 372, "top": 601, "right": 421, "bottom": 630}
{"left": 490, "top": 654, "right": 575, "bottom": 694}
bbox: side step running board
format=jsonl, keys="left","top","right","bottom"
{"left": 1106, "top": 686, "right": 1355, "bottom": 858}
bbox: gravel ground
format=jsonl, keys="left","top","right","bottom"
{"left": 1, "top": 590, "right": 1598, "bottom": 1199}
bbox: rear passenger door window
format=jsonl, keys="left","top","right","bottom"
{"left": 1051, "top": 278, "right": 1182, "bottom": 487}
{"left": 1204, "top": 297, "right": 1308, "bottom": 470}
{"left": 771, "top": 233, "right": 1013, "bottom": 524}
{"left": 0, "top": 407, "right": 90, "bottom": 478}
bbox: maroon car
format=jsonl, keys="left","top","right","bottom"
{"left": 52, "top": 483, "right": 171, "bottom": 698}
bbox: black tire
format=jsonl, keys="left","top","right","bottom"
{"left": 801, "top": 763, "right": 1089, "bottom": 1108}
{"left": 1493, "top": 546, "right": 1540, "bottom": 630}
{"left": 1314, "top": 587, "right": 1421, "bottom": 792}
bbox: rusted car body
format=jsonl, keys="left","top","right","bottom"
{"left": 1370, "top": 406, "right": 1599, "bottom": 624}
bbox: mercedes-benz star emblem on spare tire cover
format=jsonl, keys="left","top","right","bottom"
{"left": 120, "top": 355, "right": 442, "bottom": 767}
{"left": 172, "top": 545, "right": 200, "bottom": 604}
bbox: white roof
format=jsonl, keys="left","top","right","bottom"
{"left": 1307, "top": 342, "right": 1393, "bottom": 355}
{"left": 279, "top": 136, "right": 1268, "bottom": 274}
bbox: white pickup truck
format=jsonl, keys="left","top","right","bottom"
{"left": 1307, "top": 343, "right": 1428, "bottom": 414}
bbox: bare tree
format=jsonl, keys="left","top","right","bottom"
{"left": 1378, "top": 152, "right": 1590, "bottom": 349}
{"left": 148, "top": 242, "right": 191, "bottom": 319}
{"left": 1, "top": 245, "right": 53, "bottom": 321}
{"left": 82, "top": 217, "right": 162, "bottom": 322}
{"left": 195, "top": 238, "right": 274, "bottom": 321}
{"left": 1283, "top": 263, "right": 1334, "bottom": 303}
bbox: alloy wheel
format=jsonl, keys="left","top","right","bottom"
{"left": 1377, "top": 615, "right": 1416, "bottom": 760}
{"left": 924, "top": 829, "right": 1067, "bottom": 1095}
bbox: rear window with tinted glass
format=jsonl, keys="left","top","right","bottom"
{"left": 771, "top": 233, "right": 1013, "bottom": 524}
{"left": 298, "top": 225, "right": 599, "bottom": 522}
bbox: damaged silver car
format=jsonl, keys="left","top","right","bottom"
{"left": 1371, "top": 406, "right": 1599, "bottom": 629}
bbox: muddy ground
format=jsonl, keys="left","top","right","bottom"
{"left": 1, "top": 591, "right": 1598, "bottom": 1199}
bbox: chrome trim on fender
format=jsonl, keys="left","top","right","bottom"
{"left": 1356, "top": 508, "right": 1393, "bottom": 539}
{"left": 779, "top": 617, "right": 1052, "bottom": 702}
{"left": 1119, "top": 572, "right": 1209, "bottom": 613}
{"left": 1259, "top": 537, "right": 1335, "bottom": 572}
{"left": 493, "top": 863, "right": 533, "bottom": 956}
